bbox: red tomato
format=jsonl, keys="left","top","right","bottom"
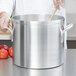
{"left": 0, "top": 45, "right": 8, "bottom": 51}
{"left": 0, "top": 49, "right": 8, "bottom": 59}
{"left": 8, "top": 47, "right": 14, "bottom": 57}
{"left": 3, "top": 45, "right": 9, "bottom": 50}
{"left": 0, "top": 45, "right": 4, "bottom": 49}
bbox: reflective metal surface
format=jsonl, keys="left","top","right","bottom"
{"left": 0, "top": 58, "right": 13, "bottom": 76}
{"left": 0, "top": 49, "right": 76, "bottom": 76}
{"left": 13, "top": 15, "right": 65, "bottom": 68}
{"left": 13, "top": 65, "right": 64, "bottom": 76}
{"left": 65, "top": 49, "right": 76, "bottom": 76}
{"left": 0, "top": 58, "right": 64, "bottom": 76}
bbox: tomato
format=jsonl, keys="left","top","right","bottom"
{"left": 0, "top": 45, "right": 8, "bottom": 51}
{"left": 0, "top": 49, "right": 8, "bottom": 59}
{"left": 3, "top": 45, "right": 9, "bottom": 50}
{"left": 0, "top": 45, "right": 4, "bottom": 49}
{"left": 8, "top": 47, "right": 14, "bottom": 57}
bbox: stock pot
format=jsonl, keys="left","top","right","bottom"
{"left": 7, "top": 14, "right": 73, "bottom": 69}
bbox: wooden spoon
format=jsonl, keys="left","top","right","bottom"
{"left": 49, "top": 8, "right": 57, "bottom": 21}
{"left": 49, "top": 0, "right": 60, "bottom": 21}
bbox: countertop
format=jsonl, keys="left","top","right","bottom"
{"left": 0, "top": 31, "right": 11, "bottom": 40}
{"left": 0, "top": 49, "right": 76, "bottom": 76}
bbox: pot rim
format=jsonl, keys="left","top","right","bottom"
{"left": 13, "top": 14, "right": 65, "bottom": 22}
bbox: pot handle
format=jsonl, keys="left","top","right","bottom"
{"left": 61, "top": 23, "right": 73, "bottom": 43}
{"left": 63, "top": 23, "right": 73, "bottom": 33}
{"left": 4, "top": 23, "right": 14, "bottom": 42}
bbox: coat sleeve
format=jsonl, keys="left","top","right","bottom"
{"left": 0, "top": 0, "right": 15, "bottom": 17}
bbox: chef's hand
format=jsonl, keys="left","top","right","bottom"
{"left": 53, "top": 0, "right": 66, "bottom": 9}
{"left": 0, "top": 12, "right": 10, "bottom": 32}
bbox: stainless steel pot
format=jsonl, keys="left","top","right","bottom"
{"left": 9, "top": 14, "right": 73, "bottom": 69}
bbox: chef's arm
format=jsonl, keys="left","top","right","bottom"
{"left": 0, "top": 0, "right": 15, "bottom": 32}
{"left": 53, "top": 0, "right": 66, "bottom": 9}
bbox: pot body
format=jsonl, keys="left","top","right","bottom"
{"left": 13, "top": 15, "right": 65, "bottom": 69}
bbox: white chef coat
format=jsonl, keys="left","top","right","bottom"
{"left": 0, "top": 0, "right": 67, "bottom": 50}
{"left": 0, "top": 0, "right": 65, "bottom": 17}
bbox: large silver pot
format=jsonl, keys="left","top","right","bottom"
{"left": 10, "top": 14, "right": 73, "bottom": 69}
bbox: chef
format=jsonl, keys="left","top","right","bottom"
{"left": 0, "top": 0, "right": 65, "bottom": 30}
{"left": 0, "top": 0, "right": 66, "bottom": 49}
